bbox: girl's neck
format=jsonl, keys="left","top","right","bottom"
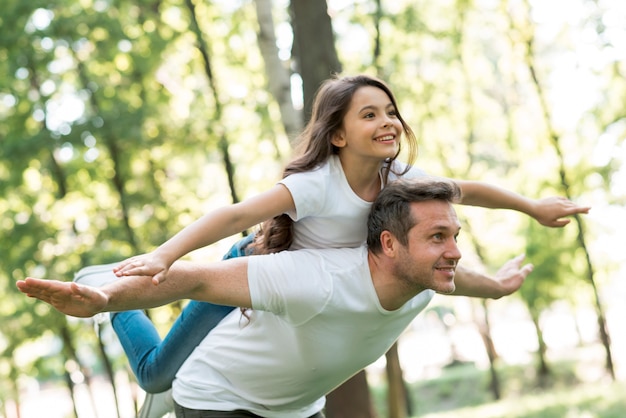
{"left": 338, "top": 153, "right": 383, "bottom": 202}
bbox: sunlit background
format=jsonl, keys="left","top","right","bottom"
{"left": 1, "top": 0, "right": 625, "bottom": 416}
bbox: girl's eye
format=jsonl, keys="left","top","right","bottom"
{"left": 388, "top": 109, "right": 398, "bottom": 117}
{"left": 364, "top": 112, "right": 375, "bottom": 118}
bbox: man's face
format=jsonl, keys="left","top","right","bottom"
{"left": 393, "top": 200, "right": 462, "bottom": 294}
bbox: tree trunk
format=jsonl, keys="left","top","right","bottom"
{"left": 385, "top": 343, "right": 410, "bottom": 418}
{"left": 185, "top": 0, "right": 241, "bottom": 205}
{"left": 289, "top": 0, "right": 342, "bottom": 121}
{"left": 514, "top": 0, "right": 615, "bottom": 380}
{"left": 476, "top": 299, "right": 501, "bottom": 400}
{"left": 253, "top": 0, "right": 303, "bottom": 144}
{"left": 528, "top": 309, "right": 551, "bottom": 387}
{"left": 325, "top": 370, "right": 376, "bottom": 418}
{"left": 73, "top": 57, "right": 140, "bottom": 252}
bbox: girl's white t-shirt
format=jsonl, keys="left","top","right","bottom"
{"left": 280, "top": 155, "right": 426, "bottom": 250}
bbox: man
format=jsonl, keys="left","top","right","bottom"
{"left": 17, "top": 178, "right": 532, "bottom": 418}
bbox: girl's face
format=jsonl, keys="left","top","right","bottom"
{"left": 332, "top": 86, "right": 403, "bottom": 162}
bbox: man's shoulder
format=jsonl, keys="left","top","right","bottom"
{"left": 276, "top": 246, "right": 365, "bottom": 266}
{"left": 254, "top": 246, "right": 366, "bottom": 276}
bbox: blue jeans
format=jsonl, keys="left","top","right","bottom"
{"left": 111, "top": 234, "right": 256, "bottom": 393}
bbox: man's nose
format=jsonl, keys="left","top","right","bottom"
{"left": 445, "top": 239, "right": 462, "bottom": 261}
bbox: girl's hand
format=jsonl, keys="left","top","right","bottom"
{"left": 114, "top": 252, "right": 170, "bottom": 286}
{"left": 531, "top": 196, "right": 590, "bottom": 227}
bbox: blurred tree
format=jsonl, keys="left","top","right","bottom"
{"left": 511, "top": 0, "right": 615, "bottom": 380}
{"left": 2, "top": 0, "right": 625, "bottom": 416}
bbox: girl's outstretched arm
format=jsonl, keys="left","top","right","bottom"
{"left": 455, "top": 180, "right": 590, "bottom": 227}
{"left": 114, "top": 184, "right": 295, "bottom": 285}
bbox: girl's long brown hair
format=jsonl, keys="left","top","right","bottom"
{"left": 252, "top": 74, "right": 418, "bottom": 254}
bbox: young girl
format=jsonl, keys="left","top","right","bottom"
{"left": 75, "top": 74, "right": 588, "bottom": 416}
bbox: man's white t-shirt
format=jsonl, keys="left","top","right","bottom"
{"left": 173, "top": 246, "right": 435, "bottom": 417}
{"left": 173, "top": 156, "right": 430, "bottom": 416}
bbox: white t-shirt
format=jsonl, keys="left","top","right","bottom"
{"left": 281, "top": 155, "right": 426, "bottom": 250}
{"left": 173, "top": 246, "right": 435, "bottom": 417}
{"left": 173, "top": 156, "right": 429, "bottom": 416}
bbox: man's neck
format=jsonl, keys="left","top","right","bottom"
{"left": 367, "top": 251, "right": 423, "bottom": 311}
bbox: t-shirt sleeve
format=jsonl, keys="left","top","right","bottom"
{"left": 247, "top": 251, "right": 332, "bottom": 325}
{"left": 278, "top": 169, "right": 328, "bottom": 221}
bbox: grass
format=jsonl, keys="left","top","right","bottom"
{"left": 370, "top": 354, "right": 626, "bottom": 418}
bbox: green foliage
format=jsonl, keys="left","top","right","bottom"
{"left": 1, "top": 0, "right": 624, "bottom": 414}
{"left": 521, "top": 218, "right": 582, "bottom": 312}
{"left": 370, "top": 350, "right": 625, "bottom": 418}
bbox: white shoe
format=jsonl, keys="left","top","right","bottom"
{"left": 73, "top": 262, "right": 119, "bottom": 287}
{"left": 74, "top": 263, "right": 120, "bottom": 329}
{"left": 139, "top": 389, "right": 174, "bottom": 418}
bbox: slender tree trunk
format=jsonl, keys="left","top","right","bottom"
{"left": 73, "top": 57, "right": 140, "bottom": 252}
{"left": 184, "top": 0, "right": 241, "bottom": 205}
{"left": 386, "top": 343, "right": 410, "bottom": 418}
{"left": 7, "top": 362, "right": 22, "bottom": 418}
{"left": 289, "top": 0, "right": 342, "bottom": 121}
{"left": 63, "top": 368, "right": 79, "bottom": 418}
{"left": 528, "top": 309, "right": 550, "bottom": 387}
{"left": 324, "top": 370, "right": 376, "bottom": 418}
{"left": 476, "top": 299, "right": 501, "bottom": 399}
{"left": 432, "top": 0, "right": 505, "bottom": 397}
{"left": 94, "top": 324, "right": 123, "bottom": 417}
{"left": 514, "top": 0, "right": 615, "bottom": 380}
{"left": 253, "top": 0, "right": 303, "bottom": 144}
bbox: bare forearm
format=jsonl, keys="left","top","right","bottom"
{"left": 154, "top": 207, "right": 258, "bottom": 265}
{"left": 456, "top": 180, "right": 533, "bottom": 214}
{"left": 103, "top": 273, "right": 194, "bottom": 312}
{"left": 154, "top": 185, "right": 295, "bottom": 265}
{"left": 451, "top": 255, "right": 532, "bottom": 299}
{"left": 451, "top": 265, "right": 502, "bottom": 299}
{"left": 17, "top": 259, "right": 251, "bottom": 319}
{"left": 455, "top": 180, "right": 590, "bottom": 227}
{"left": 106, "top": 259, "right": 252, "bottom": 310}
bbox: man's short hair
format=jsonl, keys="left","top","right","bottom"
{"left": 366, "top": 177, "right": 461, "bottom": 253}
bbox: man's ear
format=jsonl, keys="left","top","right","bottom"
{"left": 379, "top": 231, "right": 398, "bottom": 257}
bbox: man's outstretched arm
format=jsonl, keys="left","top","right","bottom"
{"left": 451, "top": 254, "right": 533, "bottom": 299}
{"left": 16, "top": 258, "right": 252, "bottom": 318}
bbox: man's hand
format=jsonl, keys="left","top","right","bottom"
{"left": 113, "top": 252, "right": 170, "bottom": 286}
{"left": 531, "top": 196, "right": 590, "bottom": 228}
{"left": 16, "top": 278, "right": 108, "bottom": 318}
{"left": 491, "top": 254, "right": 533, "bottom": 298}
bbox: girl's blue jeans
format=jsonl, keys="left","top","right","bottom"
{"left": 110, "top": 234, "right": 255, "bottom": 393}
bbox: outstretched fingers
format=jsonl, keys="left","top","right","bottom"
{"left": 495, "top": 254, "right": 533, "bottom": 296}
{"left": 16, "top": 278, "right": 107, "bottom": 318}
{"left": 535, "top": 196, "right": 591, "bottom": 228}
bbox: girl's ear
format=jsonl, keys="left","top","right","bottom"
{"left": 331, "top": 130, "right": 346, "bottom": 148}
